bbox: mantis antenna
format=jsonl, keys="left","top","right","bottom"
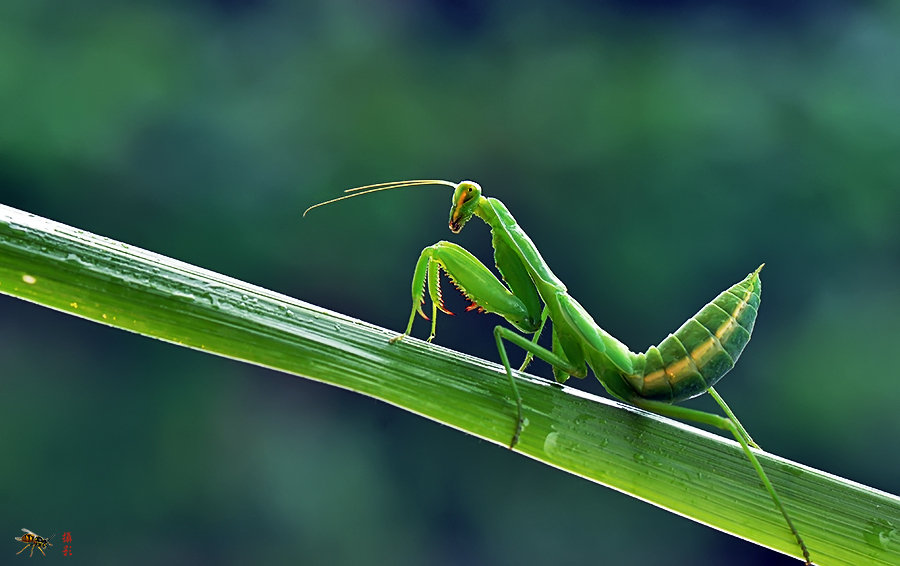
{"left": 303, "top": 179, "right": 458, "bottom": 216}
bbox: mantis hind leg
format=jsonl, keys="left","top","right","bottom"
{"left": 631, "top": 397, "right": 812, "bottom": 565}
{"left": 708, "top": 386, "right": 760, "bottom": 449}
{"left": 493, "top": 326, "right": 587, "bottom": 448}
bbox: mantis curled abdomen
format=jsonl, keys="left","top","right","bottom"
{"left": 629, "top": 265, "right": 762, "bottom": 403}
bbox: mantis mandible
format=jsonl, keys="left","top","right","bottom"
{"left": 305, "top": 179, "right": 812, "bottom": 564}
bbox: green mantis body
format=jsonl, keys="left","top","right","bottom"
{"left": 305, "top": 180, "right": 812, "bottom": 564}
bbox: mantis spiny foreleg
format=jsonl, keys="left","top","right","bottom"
{"left": 390, "top": 240, "right": 543, "bottom": 343}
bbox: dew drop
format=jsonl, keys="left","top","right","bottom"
{"left": 543, "top": 431, "right": 560, "bottom": 454}
{"left": 864, "top": 518, "right": 897, "bottom": 550}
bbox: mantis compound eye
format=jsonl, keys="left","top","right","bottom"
{"left": 457, "top": 181, "right": 481, "bottom": 200}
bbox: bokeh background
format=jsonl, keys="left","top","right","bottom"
{"left": 2, "top": 1, "right": 898, "bottom": 564}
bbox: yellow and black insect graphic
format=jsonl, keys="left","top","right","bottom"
{"left": 14, "top": 529, "right": 54, "bottom": 558}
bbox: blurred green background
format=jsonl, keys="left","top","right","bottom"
{"left": 2, "top": 1, "right": 898, "bottom": 564}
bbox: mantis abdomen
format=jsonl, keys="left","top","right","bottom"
{"left": 628, "top": 265, "right": 763, "bottom": 403}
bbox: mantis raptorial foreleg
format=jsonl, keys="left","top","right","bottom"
{"left": 390, "top": 240, "right": 543, "bottom": 343}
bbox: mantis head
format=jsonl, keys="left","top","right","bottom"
{"left": 448, "top": 181, "right": 482, "bottom": 233}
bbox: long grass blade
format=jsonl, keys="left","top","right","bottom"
{"left": 1, "top": 203, "right": 898, "bottom": 565}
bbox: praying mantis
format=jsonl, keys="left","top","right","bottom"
{"left": 305, "top": 179, "right": 812, "bottom": 564}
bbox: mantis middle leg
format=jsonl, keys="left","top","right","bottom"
{"left": 493, "top": 325, "right": 589, "bottom": 447}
